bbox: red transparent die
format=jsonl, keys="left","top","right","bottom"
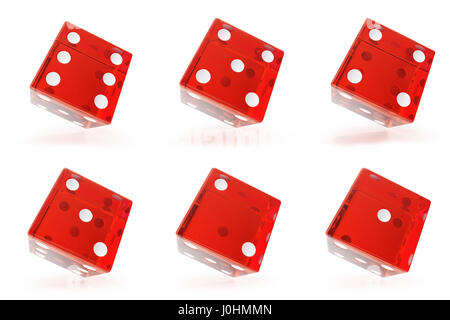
{"left": 326, "top": 169, "right": 431, "bottom": 276}
{"left": 331, "top": 19, "right": 434, "bottom": 127}
{"left": 28, "top": 169, "right": 132, "bottom": 277}
{"left": 180, "top": 19, "right": 284, "bottom": 127}
{"left": 30, "top": 22, "right": 132, "bottom": 128}
{"left": 176, "top": 169, "right": 281, "bottom": 276}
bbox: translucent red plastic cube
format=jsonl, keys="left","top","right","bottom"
{"left": 331, "top": 19, "right": 434, "bottom": 127}
{"left": 30, "top": 22, "right": 132, "bottom": 128}
{"left": 28, "top": 169, "right": 132, "bottom": 277}
{"left": 176, "top": 169, "right": 281, "bottom": 276}
{"left": 180, "top": 19, "right": 284, "bottom": 127}
{"left": 326, "top": 169, "right": 431, "bottom": 276}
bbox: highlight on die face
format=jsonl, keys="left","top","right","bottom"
{"left": 331, "top": 18, "right": 434, "bottom": 128}
{"left": 326, "top": 168, "right": 431, "bottom": 277}
{"left": 180, "top": 18, "right": 284, "bottom": 127}
{"left": 176, "top": 168, "right": 281, "bottom": 277}
{"left": 27, "top": 169, "right": 133, "bottom": 277}
{"left": 30, "top": 21, "right": 132, "bottom": 129}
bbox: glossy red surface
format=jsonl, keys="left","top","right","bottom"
{"left": 28, "top": 169, "right": 132, "bottom": 277}
{"left": 30, "top": 22, "right": 132, "bottom": 128}
{"left": 176, "top": 169, "right": 281, "bottom": 276}
{"left": 326, "top": 169, "right": 431, "bottom": 276}
{"left": 332, "top": 19, "right": 434, "bottom": 127}
{"left": 180, "top": 19, "right": 284, "bottom": 127}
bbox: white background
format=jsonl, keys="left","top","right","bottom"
{"left": 0, "top": 0, "right": 448, "bottom": 299}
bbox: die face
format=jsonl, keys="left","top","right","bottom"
{"left": 28, "top": 169, "right": 132, "bottom": 276}
{"left": 176, "top": 169, "right": 281, "bottom": 276}
{"left": 176, "top": 236, "right": 249, "bottom": 277}
{"left": 30, "top": 22, "right": 132, "bottom": 128}
{"left": 332, "top": 19, "right": 434, "bottom": 127}
{"left": 29, "top": 237, "right": 104, "bottom": 277}
{"left": 180, "top": 88, "right": 258, "bottom": 127}
{"left": 180, "top": 18, "right": 283, "bottom": 127}
{"left": 326, "top": 237, "right": 400, "bottom": 277}
{"left": 326, "top": 169, "right": 430, "bottom": 276}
